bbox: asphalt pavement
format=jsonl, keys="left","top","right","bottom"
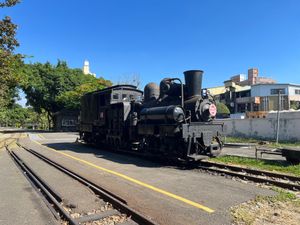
{"left": 0, "top": 144, "right": 58, "bottom": 225}
{"left": 20, "top": 131, "right": 275, "bottom": 225}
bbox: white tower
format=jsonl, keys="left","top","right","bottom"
{"left": 83, "top": 60, "right": 90, "bottom": 75}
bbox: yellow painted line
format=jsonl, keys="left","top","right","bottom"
{"left": 38, "top": 134, "right": 45, "bottom": 139}
{"left": 32, "top": 140, "right": 214, "bottom": 213}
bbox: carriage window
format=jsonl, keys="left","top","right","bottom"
{"left": 113, "top": 93, "right": 119, "bottom": 100}
{"left": 122, "top": 94, "right": 127, "bottom": 99}
{"left": 129, "top": 94, "right": 134, "bottom": 100}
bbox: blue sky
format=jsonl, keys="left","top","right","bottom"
{"left": 2, "top": 0, "right": 300, "bottom": 89}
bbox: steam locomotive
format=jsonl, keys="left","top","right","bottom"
{"left": 79, "top": 70, "right": 224, "bottom": 160}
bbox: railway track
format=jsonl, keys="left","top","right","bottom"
{"left": 197, "top": 160, "right": 300, "bottom": 191}
{"left": 79, "top": 139, "right": 300, "bottom": 191}
{"left": 0, "top": 137, "right": 9, "bottom": 149}
{"left": 7, "top": 144, "right": 157, "bottom": 225}
{"left": 0, "top": 133, "right": 21, "bottom": 149}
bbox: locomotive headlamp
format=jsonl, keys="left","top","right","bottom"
{"left": 201, "top": 89, "right": 208, "bottom": 98}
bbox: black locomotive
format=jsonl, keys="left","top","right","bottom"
{"left": 79, "top": 70, "right": 224, "bottom": 160}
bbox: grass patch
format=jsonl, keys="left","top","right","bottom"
{"left": 262, "top": 187, "right": 298, "bottom": 202}
{"left": 232, "top": 189, "right": 300, "bottom": 225}
{"left": 210, "top": 155, "right": 300, "bottom": 176}
{"left": 225, "top": 136, "right": 300, "bottom": 148}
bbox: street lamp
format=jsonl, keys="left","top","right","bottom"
{"left": 275, "top": 90, "right": 282, "bottom": 144}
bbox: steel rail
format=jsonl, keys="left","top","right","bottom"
{"left": 198, "top": 162, "right": 300, "bottom": 191}
{"left": 0, "top": 133, "right": 20, "bottom": 148}
{"left": 19, "top": 144, "right": 157, "bottom": 225}
{"left": 6, "top": 147, "right": 79, "bottom": 225}
{"left": 0, "top": 138, "right": 9, "bottom": 148}
{"left": 200, "top": 160, "right": 300, "bottom": 182}
{"left": 16, "top": 143, "right": 127, "bottom": 204}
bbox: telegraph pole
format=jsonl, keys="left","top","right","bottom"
{"left": 276, "top": 90, "right": 281, "bottom": 143}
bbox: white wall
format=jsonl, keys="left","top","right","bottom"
{"left": 251, "top": 84, "right": 289, "bottom": 97}
{"left": 288, "top": 86, "right": 300, "bottom": 95}
{"left": 223, "top": 111, "right": 300, "bottom": 141}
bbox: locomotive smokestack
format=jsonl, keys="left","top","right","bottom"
{"left": 184, "top": 70, "right": 203, "bottom": 98}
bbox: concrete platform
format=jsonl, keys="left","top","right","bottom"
{"left": 21, "top": 132, "right": 276, "bottom": 225}
{"left": 0, "top": 147, "right": 58, "bottom": 225}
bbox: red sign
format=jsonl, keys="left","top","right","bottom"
{"left": 209, "top": 104, "right": 217, "bottom": 117}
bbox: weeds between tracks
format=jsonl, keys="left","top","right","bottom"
{"left": 210, "top": 156, "right": 300, "bottom": 177}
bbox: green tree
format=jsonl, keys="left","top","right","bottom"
{"left": 23, "top": 107, "right": 49, "bottom": 129}
{"left": 0, "top": 104, "right": 25, "bottom": 127}
{"left": 0, "top": 105, "right": 49, "bottom": 128}
{"left": 21, "top": 61, "right": 112, "bottom": 128}
{"left": 0, "top": 0, "right": 20, "bottom": 7}
{"left": 0, "top": 108, "right": 9, "bottom": 126}
{"left": 57, "top": 77, "right": 112, "bottom": 109}
{"left": 0, "top": 0, "right": 23, "bottom": 108}
{"left": 9, "top": 104, "right": 26, "bottom": 127}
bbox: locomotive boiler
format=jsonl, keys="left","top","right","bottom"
{"left": 79, "top": 70, "right": 224, "bottom": 160}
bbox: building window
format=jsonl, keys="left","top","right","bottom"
{"left": 62, "top": 119, "right": 76, "bottom": 127}
{"left": 270, "top": 88, "right": 286, "bottom": 95}
{"left": 295, "top": 89, "right": 300, "bottom": 95}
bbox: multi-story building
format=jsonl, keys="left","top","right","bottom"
{"left": 250, "top": 83, "right": 300, "bottom": 111}
{"left": 209, "top": 68, "right": 300, "bottom": 114}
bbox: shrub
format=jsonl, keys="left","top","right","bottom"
{"left": 216, "top": 102, "right": 230, "bottom": 115}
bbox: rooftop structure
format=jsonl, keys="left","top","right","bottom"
{"left": 230, "top": 68, "right": 276, "bottom": 86}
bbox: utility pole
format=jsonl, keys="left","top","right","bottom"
{"left": 276, "top": 90, "right": 281, "bottom": 143}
